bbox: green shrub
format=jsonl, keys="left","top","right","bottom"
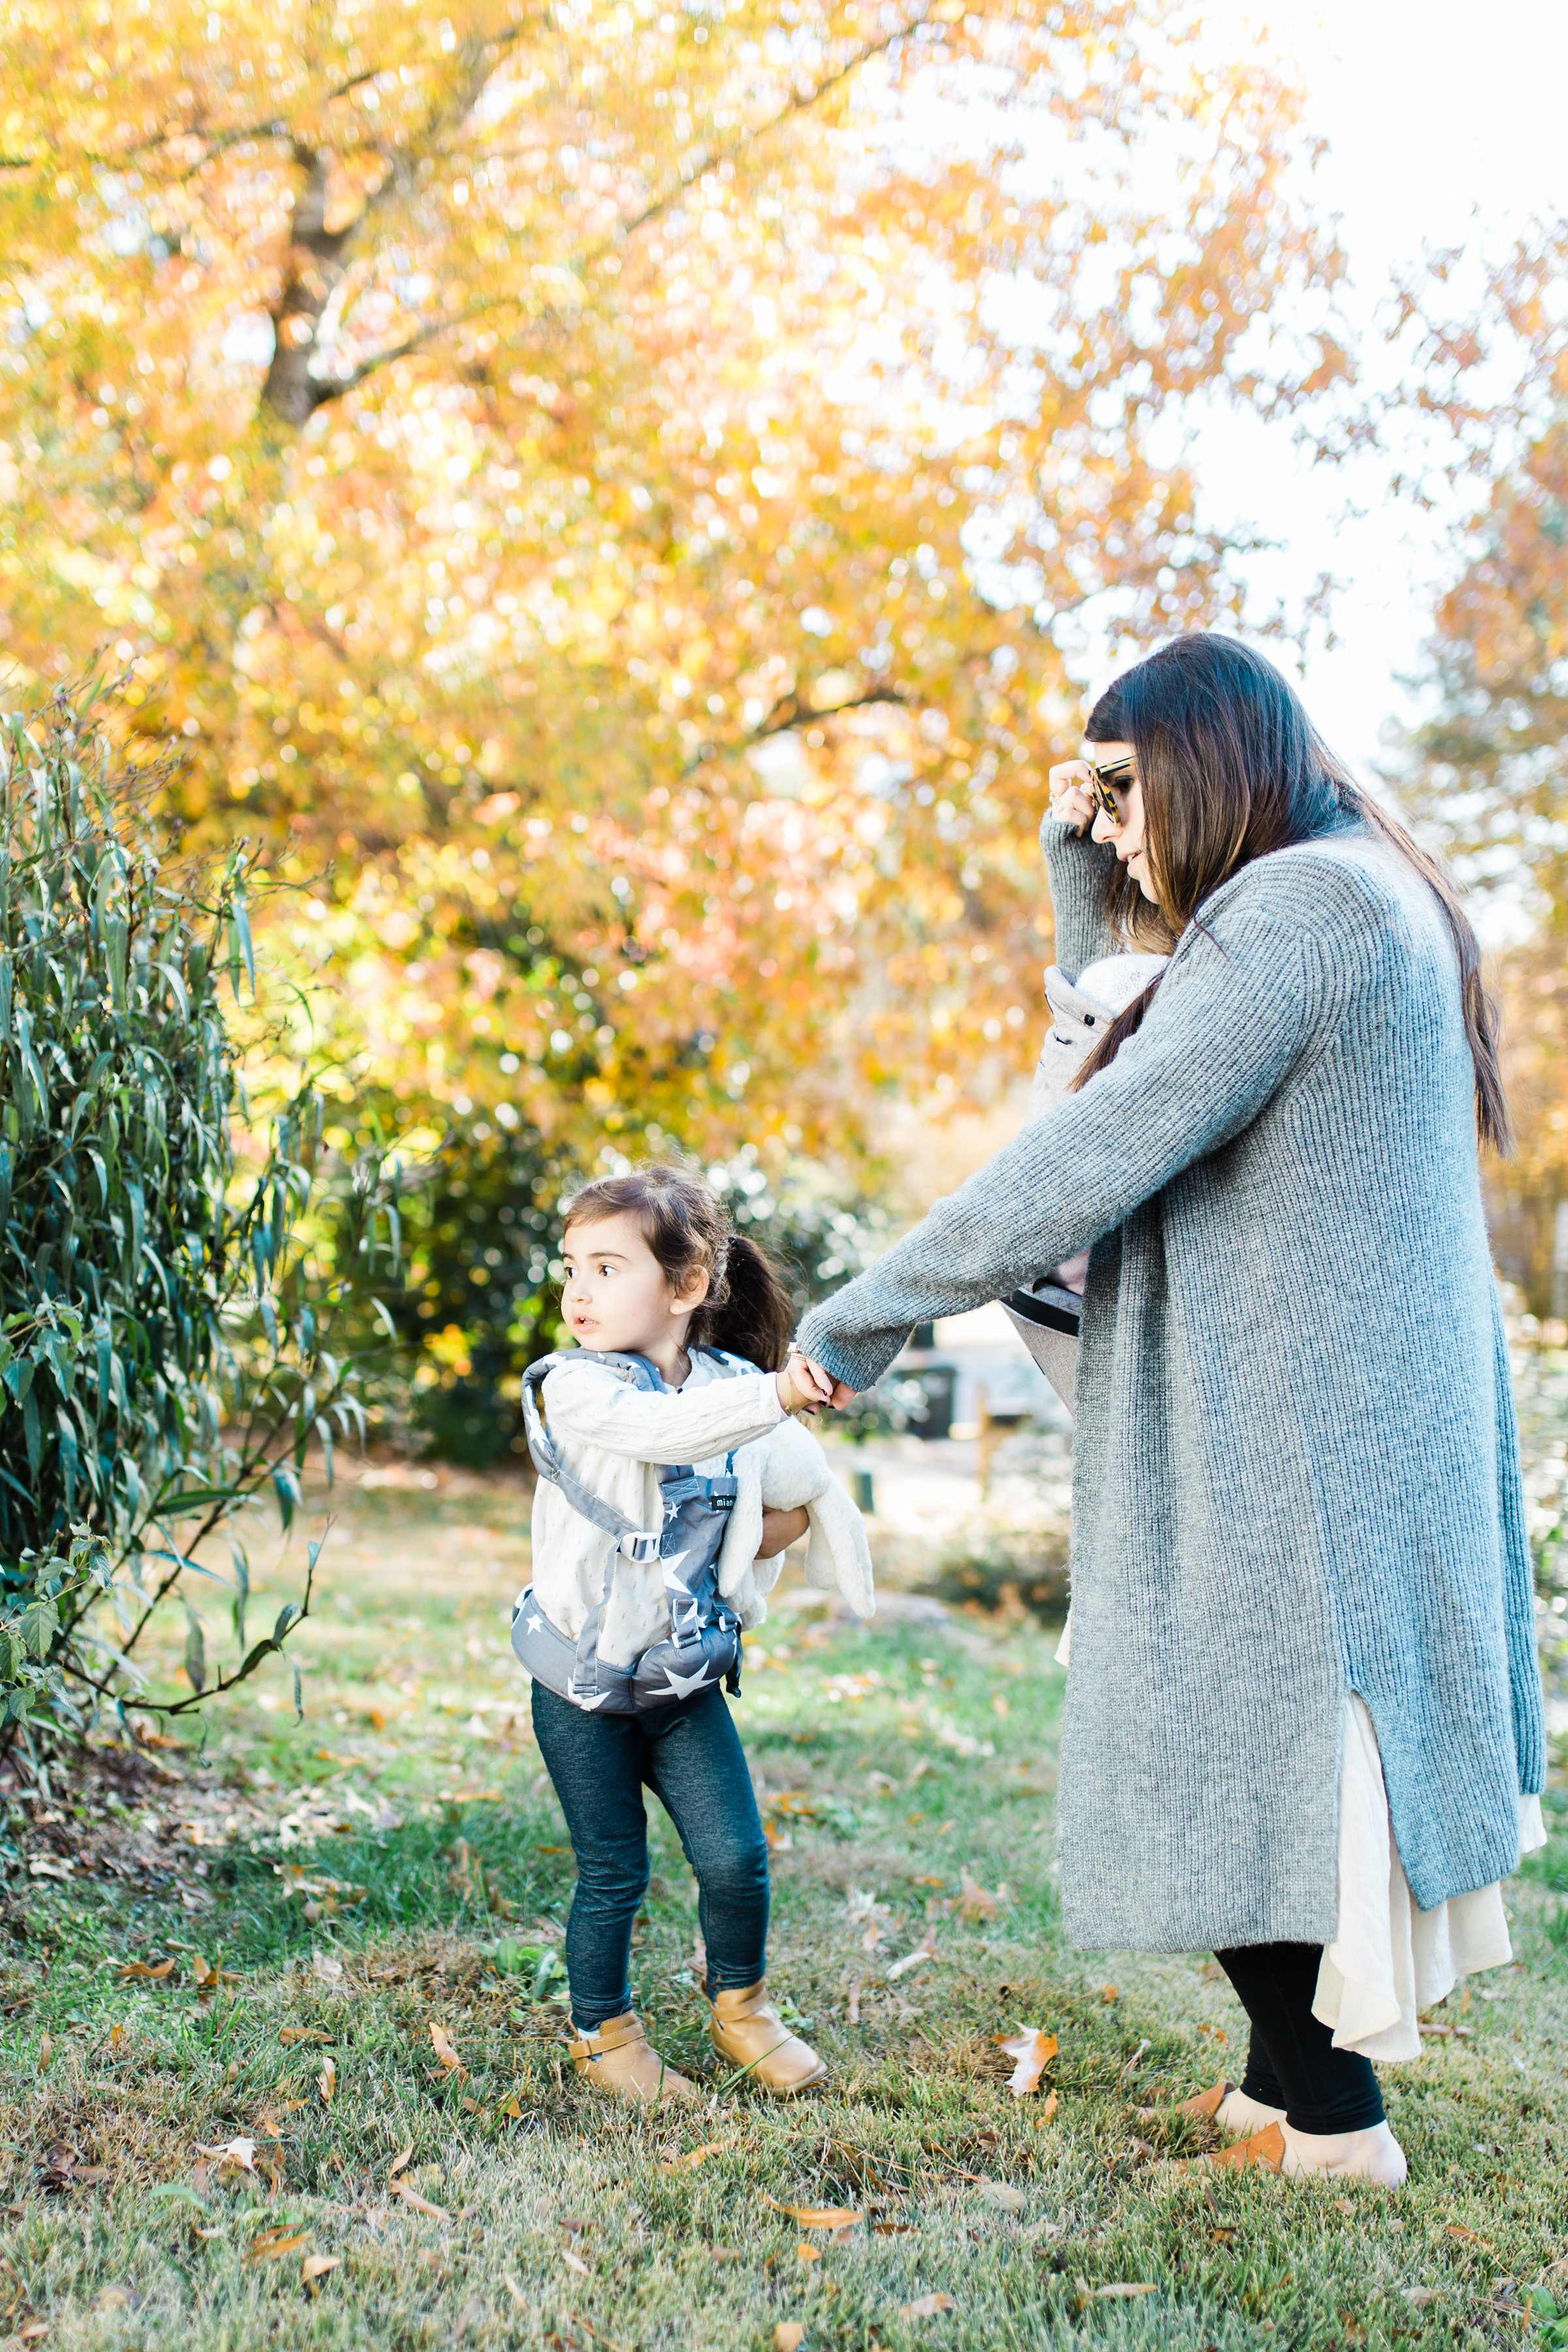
{"left": 0, "top": 683, "right": 397, "bottom": 1757}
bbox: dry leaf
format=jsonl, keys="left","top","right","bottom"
{"left": 561, "top": 2248, "right": 591, "bottom": 2276}
{"left": 979, "top": 2180, "right": 1025, "bottom": 2213}
{"left": 388, "top": 2139, "right": 414, "bottom": 2179}
{"left": 502, "top": 2271, "right": 529, "bottom": 2310}
{"left": 958, "top": 1868, "right": 999, "bottom": 1921}
{"left": 429, "top": 2023, "right": 468, "bottom": 2080}
{"left": 994, "top": 2028, "right": 1058, "bottom": 2099}
{"left": 279, "top": 2026, "right": 332, "bottom": 2046}
{"left": 1039, "top": 2091, "right": 1059, "bottom": 2121}
{"left": 197, "top": 2137, "right": 257, "bottom": 2172}
{"left": 874, "top": 2221, "right": 917, "bottom": 2236}
{"left": 498, "top": 2094, "right": 523, "bottom": 2121}
{"left": 311, "top": 1952, "right": 344, "bottom": 1982}
{"left": 796, "top": 2242, "right": 821, "bottom": 2264}
{"left": 302, "top": 2253, "right": 342, "bottom": 2288}
{"left": 245, "top": 2227, "right": 310, "bottom": 2264}
{"left": 392, "top": 2178, "right": 450, "bottom": 2222}
{"left": 91, "top": 2286, "right": 139, "bottom": 2313}
{"left": 658, "top": 2141, "right": 729, "bottom": 2174}
{"left": 1211, "top": 2122, "right": 1284, "bottom": 2173}
{"left": 107, "top": 2022, "right": 131, "bottom": 2058}
{"left": 18, "top": 2322, "right": 49, "bottom": 2344}
{"left": 1401, "top": 2288, "right": 1444, "bottom": 2307}
{"left": 765, "top": 2194, "right": 862, "bottom": 2230}
{"left": 1446, "top": 2225, "right": 1496, "bottom": 2253}
{"left": 37, "top": 2031, "right": 53, "bottom": 2071}
{"left": 1177, "top": 2082, "right": 1229, "bottom": 2121}
{"left": 774, "top": 2327, "right": 806, "bottom": 2352}
{"left": 1095, "top": 2283, "right": 1158, "bottom": 2299}
{"left": 1099, "top": 1984, "right": 1119, "bottom": 2004}
{"left": 115, "top": 1957, "right": 177, "bottom": 1984}
{"left": 317, "top": 2056, "right": 336, "bottom": 2105}
{"left": 899, "top": 2292, "right": 955, "bottom": 2317}
{"left": 191, "top": 1953, "right": 238, "bottom": 1995}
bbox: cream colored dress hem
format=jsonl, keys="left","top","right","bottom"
{"left": 1053, "top": 1618, "right": 1545, "bottom": 2060}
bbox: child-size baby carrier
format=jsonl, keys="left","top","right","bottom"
{"left": 511, "top": 1348, "right": 747, "bottom": 1716}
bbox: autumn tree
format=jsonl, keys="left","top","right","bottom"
{"left": 1, "top": 0, "right": 1341, "bottom": 1168}
{"left": 1396, "top": 222, "right": 1568, "bottom": 1309}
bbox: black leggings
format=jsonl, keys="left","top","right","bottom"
{"left": 1215, "top": 1942, "right": 1384, "bottom": 2136}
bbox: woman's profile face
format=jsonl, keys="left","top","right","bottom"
{"left": 1080, "top": 739, "right": 1156, "bottom": 902}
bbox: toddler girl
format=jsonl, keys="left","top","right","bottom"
{"left": 512, "top": 1162, "right": 843, "bottom": 2104}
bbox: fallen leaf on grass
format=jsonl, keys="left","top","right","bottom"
{"left": 1210, "top": 2123, "right": 1284, "bottom": 2173}
{"left": 429, "top": 2023, "right": 468, "bottom": 2080}
{"left": 37, "top": 2031, "right": 53, "bottom": 2070}
{"left": 658, "top": 2142, "right": 730, "bottom": 2175}
{"left": 562, "top": 2248, "right": 591, "bottom": 2276}
{"left": 873, "top": 2221, "right": 917, "bottom": 2236}
{"left": 1177, "top": 2082, "right": 1229, "bottom": 2121}
{"left": 978, "top": 2181, "right": 1025, "bottom": 2213}
{"left": 958, "top": 1869, "right": 998, "bottom": 1921}
{"left": 391, "top": 2178, "right": 450, "bottom": 2222}
{"left": 91, "top": 2286, "right": 140, "bottom": 2313}
{"left": 1095, "top": 2283, "right": 1158, "bottom": 2300}
{"left": 774, "top": 2327, "right": 806, "bottom": 2352}
{"left": 1038, "top": 2091, "right": 1059, "bottom": 2121}
{"left": 388, "top": 2140, "right": 413, "bottom": 2179}
{"left": 191, "top": 1953, "right": 238, "bottom": 1996}
{"left": 114, "top": 1957, "right": 177, "bottom": 1984}
{"left": 17, "top": 2319, "right": 49, "bottom": 2342}
{"left": 1446, "top": 2225, "right": 1497, "bottom": 2253}
{"left": 1401, "top": 2288, "right": 1445, "bottom": 2307}
{"left": 302, "top": 2253, "right": 342, "bottom": 2289}
{"left": 317, "top": 2057, "right": 336, "bottom": 2106}
{"left": 797, "top": 2242, "right": 821, "bottom": 2264}
{"left": 197, "top": 2137, "right": 257, "bottom": 2173}
{"left": 764, "top": 2195, "right": 862, "bottom": 2230}
{"left": 898, "top": 2292, "right": 955, "bottom": 2318}
{"left": 245, "top": 2227, "right": 310, "bottom": 2264}
{"left": 107, "top": 2022, "right": 131, "bottom": 2059}
{"left": 279, "top": 2026, "right": 333, "bottom": 2046}
{"left": 994, "top": 2028, "right": 1058, "bottom": 2099}
{"left": 1099, "top": 1984, "right": 1119, "bottom": 2004}
{"left": 502, "top": 2270, "right": 529, "bottom": 2310}
{"left": 310, "top": 1952, "right": 344, "bottom": 1983}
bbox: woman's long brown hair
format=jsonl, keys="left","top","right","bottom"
{"left": 1071, "top": 633, "right": 1511, "bottom": 1154}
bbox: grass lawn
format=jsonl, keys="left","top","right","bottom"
{"left": 2, "top": 1463, "right": 1566, "bottom": 2351}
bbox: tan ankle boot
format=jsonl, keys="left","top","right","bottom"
{"left": 568, "top": 2011, "right": 696, "bottom": 2104}
{"left": 708, "top": 1981, "right": 827, "bottom": 2095}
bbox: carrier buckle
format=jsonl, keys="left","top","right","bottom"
{"left": 618, "top": 1527, "right": 663, "bottom": 1564}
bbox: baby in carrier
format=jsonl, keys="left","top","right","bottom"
{"left": 514, "top": 1161, "right": 872, "bottom": 2104}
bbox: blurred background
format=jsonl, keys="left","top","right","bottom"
{"left": 1, "top": 0, "right": 1565, "bottom": 1518}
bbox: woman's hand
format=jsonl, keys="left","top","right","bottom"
{"left": 757, "top": 1504, "right": 809, "bottom": 1560}
{"left": 1047, "top": 759, "right": 1098, "bottom": 838}
{"left": 793, "top": 1353, "right": 858, "bottom": 1410}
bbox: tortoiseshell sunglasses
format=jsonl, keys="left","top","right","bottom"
{"left": 1083, "top": 755, "right": 1135, "bottom": 823}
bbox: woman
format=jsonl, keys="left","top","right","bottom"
{"left": 796, "top": 634, "right": 1545, "bottom": 2186}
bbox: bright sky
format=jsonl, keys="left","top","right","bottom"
{"left": 1161, "top": 0, "right": 1568, "bottom": 810}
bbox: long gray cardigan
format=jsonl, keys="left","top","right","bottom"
{"left": 799, "top": 815, "right": 1545, "bottom": 1953}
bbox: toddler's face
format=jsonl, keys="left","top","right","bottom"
{"left": 560, "top": 1211, "right": 706, "bottom": 1359}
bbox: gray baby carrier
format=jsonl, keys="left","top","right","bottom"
{"left": 512, "top": 1348, "right": 747, "bottom": 1716}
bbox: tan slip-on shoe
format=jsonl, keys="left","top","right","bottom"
{"left": 1281, "top": 2119, "right": 1407, "bottom": 2186}
{"left": 1178, "top": 2079, "right": 1287, "bottom": 2139}
{"left": 568, "top": 2010, "right": 696, "bottom": 2104}
{"left": 709, "top": 1980, "right": 827, "bottom": 2095}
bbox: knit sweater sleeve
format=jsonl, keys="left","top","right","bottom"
{"left": 1490, "top": 1281, "right": 1546, "bottom": 1795}
{"left": 540, "top": 1358, "right": 784, "bottom": 1462}
{"left": 798, "top": 891, "right": 1329, "bottom": 1391}
{"left": 1041, "top": 813, "right": 1122, "bottom": 979}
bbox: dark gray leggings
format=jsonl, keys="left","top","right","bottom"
{"left": 531, "top": 1679, "right": 770, "bottom": 2034}
{"left": 1216, "top": 1941, "right": 1385, "bottom": 2134}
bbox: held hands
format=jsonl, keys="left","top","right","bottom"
{"left": 776, "top": 1349, "right": 859, "bottom": 1415}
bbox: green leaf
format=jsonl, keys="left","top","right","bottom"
{"left": 183, "top": 1605, "right": 206, "bottom": 1695}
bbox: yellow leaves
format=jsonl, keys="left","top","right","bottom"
{"left": 429, "top": 2023, "right": 467, "bottom": 2081}
{"left": 107, "top": 2021, "right": 132, "bottom": 2060}
{"left": 658, "top": 2142, "right": 730, "bottom": 2176}
{"left": 301, "top": 2253, "right": 342, "bottom": 2290}
{"left": 191, "top": 1953, "right": 238, "bottom": 1998}
{"left": 245, "top": 2226, "right": 310, "bottom": 2265}
{"left": 957, "top": 1868, "right": 1000, "bottom": 1921}
{"left": 197, "top": 2136, "right": 257, "bottom": 2174}
{"left": 764, "top": 2194, "right": 862, "bottom": 2232}
{"left": 37, "top": 2031, "right": 53, "bottom": 2071}
{"left": 796, "top": 2241, "right": 819, "bottom": 2264}
{"left": 115, "top": 1956, "right": 177, "bottom": 1984}
{"left": 994, "top": 2027, "right": 1058, "bottom": 2099}
{"left": 899, "top": 2293, "right": 955, "bottom": 2318}
{"left": 279, "top": 2025, "right": 333, "bottom": 2046}
{"left": 316, "top": 2056, "right": 336, "bottom": 2106}
{"left": 393, "top": 2180, "right": 451, "bottom": 2222}
{"left": 1093, "top": 2283, "right": 1158, "bottom": 2300}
